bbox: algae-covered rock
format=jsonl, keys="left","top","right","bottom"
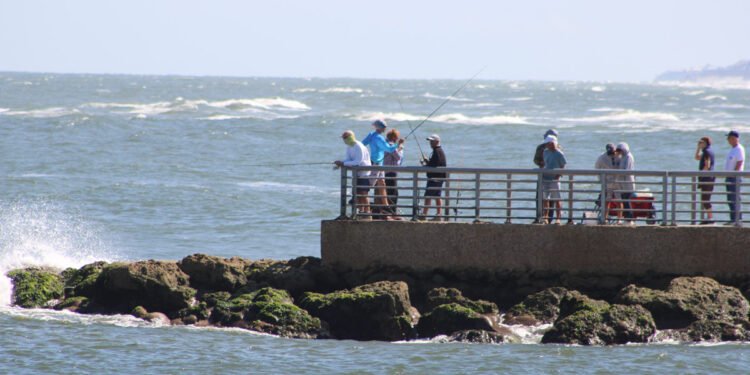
{"left": 131, "top": 305, "right": 171, "bottom": 324}
{"left": 424, "top": 287, "right": 498, "bottom": 315}
{"left": 54, "top": 296, "right": 91, "bottom": 312}
{"left": 615, "top": 276, "right": 749, "bottom": 329}
{"left": 7, "top": 268, "right": 63, "bottom": 308}
{"left": 542, "top": 292, "right": 656, "bottom": 345}
{"left": 178, "top": 253, "right": 249, "bottom": 292}
{"left": 210, "top": 287, "right": 325, "bottom": 338}
{"left": 299, "top": 280, "right": 417, "bottom": 341}
{"left": 95, "top": 260, "right": 196, "bottom": 315}
{"left": 504, "top": 287, "right": 568, "bottom": 325}
{"left": 63, "top": 261, "right": 107, "bottom": 298}
{"left": 447, "top": 329, "right": 508, "bottom": 344}
{"left": 245, "top": 257, "right": 338, "bottom": 297}
{"left": 416, "top": 303, "right": 495, "bottom": 338}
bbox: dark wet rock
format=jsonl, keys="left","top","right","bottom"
{"left": 447, "top": 329, "right": 507, "bottom": 344}
{"left": 210, "top": 287, "right": 325, "bottom": 339}
{"left": 178, "top": 254, "right": 250, "bottom": 292}
{"left": 424, "top": 287, "right": 498, "bottom": 314}
{"left": 685, "top": 319, "right": 750, "bottom": 342}
{"left": 7, "top": 268, "right": 63, "bottom": 308}
{"left": 299, "top": 280, "right": 417, "bottom": 341}
{"left": 245, "top": 257, "right": 339, "bottom": 298}
{"left": 61, "top": 261, "right": 107, "bottom": 299}
{"left": 504, "top": 287, "right": 568, "bottom": 325}
{"left": 95, "top": 260, "right": 196, "bottom": 315}
{"left": 54, "top": 296, "right": 90, "bottom": 312}
{"left": 416, "top": 303, "right": 495, "bottom": 338}
{"left": 131, "top": 305, "right": 171, "bottom": 324}
{"left": 614, "top": 276, "right": 750, "bottom": 329}
{"left": 542, "top": 292, "right": 656, "bottom": 345}
{"left": 176, "top": 301, "right": 210, "bottom": 323}
{"left": 201, "top": 291, "right": 231, "bottom": 307}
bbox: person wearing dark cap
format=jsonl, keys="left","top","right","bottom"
{"left": 595, "top": 143, "right": 621, "bottom": 221}
{"left": 724, "top": 130, "right": 745, "bottom": 224}
{"left": 615, "top": 142, "right": 635, "bottom": 223}
{"left": 694, "top": 136, "right": 715, "bottom": 224}
{"left": 421, "top": 134, "right": 446, "bottom": 221}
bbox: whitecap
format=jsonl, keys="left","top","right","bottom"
{"left": 561, "top": 109, "right": 680, "bottom": 123}
{"left": 207, "top": 97, "right": 310, "bottom": 111}
{"left": 591, "top": 86, "right": 606, "bottom": 92}
{"left": 682, "top": 90, "right": 705, "bottom": 96}
{"left": 292, "top": 88, "right": 317, "bottom": 93}
{"left": 430, "top": 113, "right": 528, "bottom": 125}
{"left": 352, "top": 111, "right": 423, "bottom": 122}
{"left": 319, "top": 87, "right": 363, "bottom": 93}
{"left": 423, "top": 93, "right": 473, "bottom": 102}
{"left": 506, "top": 97, "right": 532, "bottom": 101}
{"left": 2, "top": 107, "right": 80, "bottom": 118}
{"left": 587, "top": 107, "right": 625, "bottom": 112}
{"left": 0, "top": 108, "right": 8, "bottom": 113}
{"left": 700, "top": 95, "right": 728, "bottom": 101}
{"left": 462, "top": 103, "right": 504, "bottom": 108}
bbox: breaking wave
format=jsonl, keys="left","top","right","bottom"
{"left": 561, "top": 109, "right": 680, "bottom": 123}
{"left": 423, "top": 93, "right": 473, "bottom": 102}
{"left": 0, "top": 200, "right": 116, "bottom": 307}
{"left": 352, "top": 112, "right": 527, "bottom": 125}
{"left": 319, "top": 87, "right": 364, "bottom": 93}
{"left": 1, "top": 107, "right": 80, "bottom": 118}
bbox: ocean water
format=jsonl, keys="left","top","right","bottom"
{"left": 2, "top": 72, "right": 750, "bottom": 374}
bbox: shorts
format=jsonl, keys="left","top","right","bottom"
{"left": 370, "top": 170, "right": 385, "bottom": 185}
{"left": 424, "top": 179, "right": 444, "bottom": 197}
{"left": 542, "top": 180, "right": 561, "bottom": 200}
{"left": 355, "top": 177, "right": 371, "bottom": 194}
{"left": 605, "top": 183, "right": 620, "bottom": 200}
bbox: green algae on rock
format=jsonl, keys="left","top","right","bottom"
{"left": 416, "top": 303, "right": 495, "bottom": 338}
{"left": 7, "top": 268, "right": 63, "bottom": 308}
{"left": 300, "top": 280, "right": 417, "bottom": 341}
{"left": 424, "top": 287, "right": 498, "bottom": 315}
{"left": 504, "top": 287, "right": 568, "bottom": 325}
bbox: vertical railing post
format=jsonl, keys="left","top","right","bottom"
{"left": 599, "top": 172, "right": 607, "bottom": 224}
{"left": 444, "top": 174, "right": 451, "bottom": 221}
{"left": 474, "top": 172, "right": 481, "bottom": 222}
{"left": 691, "top": 176, "right": 697, "bottom": 225}
{"left": 671, "top": 175, "right": 677, "bottom": 225}
{"left": 506, "top": 173, "right": 512, "bottom": 223}
{"left": 340, "top": 166, "right": 348, "bottom": 218}
{"left": 351, "top": 167, "right": 358, "bottom": 219}
{"left": 662, "top": 173, "right": 668, "bottom": 226}
{"left": 734, "top": 174, "right": 741, "bottom": 226}
{"left": 536, "top": 172, "right": 543, "bottom": 223}
{"left": 412, "top": 169, "right": 419, "bottom": 221}
{"left": 567, "top": 174, "right": 574, "bottom": 224}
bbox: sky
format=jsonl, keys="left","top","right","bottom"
{"left": 1, "top": 0, "right": 748, "bottom": 81}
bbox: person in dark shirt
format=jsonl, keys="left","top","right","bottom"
{"left": 694, "top": 136, "right": 715, "bottom": 224}
{"left": 422, "top": 134, "right": 447, "bottom": 221}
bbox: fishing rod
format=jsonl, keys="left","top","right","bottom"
{"left": 403, "top": 66, "right": 486, "bottom": 140}
{"left": 391, "top": 87, "right": 427, "bottom": 161}
{"left": 246, "top": 162, "right": 333, "bottom": 167}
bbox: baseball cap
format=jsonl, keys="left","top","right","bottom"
{"left": 605, "top": 143, "right": 615, "bottom": 154}
{"left": 544, "top": 129, "right": 558, "bottom": 138}
{"left": 372, "top": 119, "right": 387, "bottom": 128}
{"left": 727, "top": 130, "right": 740, "bottom": 138}
{"left": 426, "top": 134, "right": 441, "bottom": 142}
{"left": 544, "top": 135, "right": 557, "bottom": 144}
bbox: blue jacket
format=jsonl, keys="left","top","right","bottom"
{"left": 362, "top": 131, "right": 399, "bottom": 165}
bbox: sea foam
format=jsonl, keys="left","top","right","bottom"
{"left": 0, "top": 200, "right": 116, "bottom": 307}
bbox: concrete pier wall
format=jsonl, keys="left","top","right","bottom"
{"left": 321, "top": 221, "right": 750, "bottom": 278}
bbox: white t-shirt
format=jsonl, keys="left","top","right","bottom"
{"left": 725, "top": 144, "right": 745, "bottom": 171}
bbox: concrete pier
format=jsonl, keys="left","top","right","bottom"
{"left": 321, "top": 221, "right": 750, "bottom": 278}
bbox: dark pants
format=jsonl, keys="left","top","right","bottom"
{"left": 621, "top": 192, "right": 633, "bottom": 219}
{"left": 385, "top": 172, "right": 398, "bottom": 213}
{"left": 698, "top": 178, "right": 714, "bottom": 209}
{"left": 726, "top": 177, "right": 742, "bottom": 222}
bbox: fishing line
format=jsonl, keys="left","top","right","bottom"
{"left": 403, "top": 66, "right": 486, "bottom": 140}
{"left": 245, "top": 162, "right": 333, "bottom": 167}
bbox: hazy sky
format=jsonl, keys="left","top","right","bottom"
{"left": 1, "top": 0, "right": 748, "bottom": 81}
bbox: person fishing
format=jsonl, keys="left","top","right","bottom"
{"left": 383, "top": 128, "right": 404, "bottom": 219}
{"left": 334, "top": 130, "right": 372, "bottom": 218}
{"left": 421, "top": 134, "right": 447, "bottom": 221}
{"left": 362, "top": 120, "right": 404, "bottom": 218}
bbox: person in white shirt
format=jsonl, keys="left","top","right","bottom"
{"left": 334, "top": 130, "right": 372, "bottom": 217}
{"left": 724, "top": 130, "right": 745, "bottom": 224}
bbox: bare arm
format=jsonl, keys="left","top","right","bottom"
{"left": 735, "top": 161, "right": 743, "bottom": 171}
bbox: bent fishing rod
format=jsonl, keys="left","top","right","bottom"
{"left": 403, "top": 66, "right": 486, "bottom": 140}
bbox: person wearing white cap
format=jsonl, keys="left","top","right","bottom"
{"left": 421, "top": 134, "right": 446, "bottom": 221}
{"left": 533, "top": 129, "right": 561, "bottom": 223}
{"left": 542, "top": 135, "right": 566, "bottom": 224}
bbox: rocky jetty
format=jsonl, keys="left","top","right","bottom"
{"left": 7, "top": 254, "right": 750, "bottom": 344}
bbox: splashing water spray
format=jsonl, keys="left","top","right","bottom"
{"left": 0, "top": 200, "right": 115, "bottom": 307}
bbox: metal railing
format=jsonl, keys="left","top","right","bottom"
{"left": 337, "top": 166, "right": 750, "bottom": 226}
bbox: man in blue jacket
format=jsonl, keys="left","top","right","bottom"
{"left": 362, "top": 119, "right": 404, "bottom": 216}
